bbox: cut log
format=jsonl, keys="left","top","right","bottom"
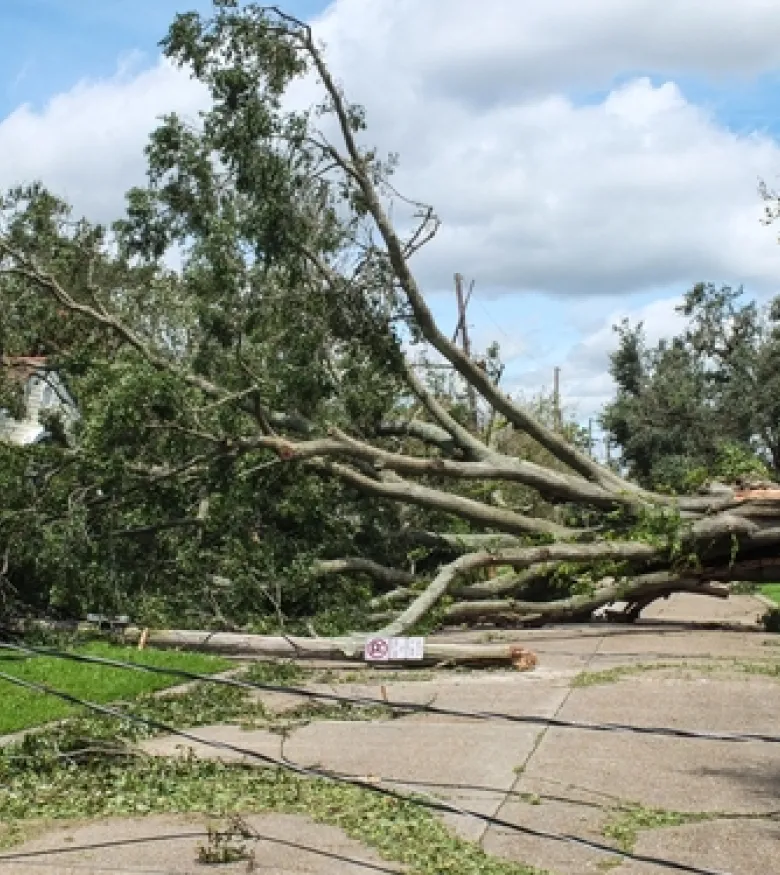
{"left": 119, "top": 626, "right": 536, "bottom": 668}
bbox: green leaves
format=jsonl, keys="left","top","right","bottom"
{"left": 0, "top": 673, "right": 544, "bottom": 875}
{"left": 0, "top": 0, "right": 411, "bottom": 624}
{"left": 603, "top": 282, "right": 780, "bottom": 490}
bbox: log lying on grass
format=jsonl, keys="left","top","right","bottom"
{"left": 120, "top": 626, "right": 537, "bottom": 669}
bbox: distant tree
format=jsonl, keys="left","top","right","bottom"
{"left": 602, "top": 283, "right": 780, "bottom": 492}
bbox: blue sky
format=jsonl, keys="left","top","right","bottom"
{"left": 0, "top": 0, "right": 326, "bottom": 115}
{"left": 3, "top": 1, "right": 780, "bottom": 433}
{"left": 575, "top": 71, "right": 780, "bottom": 140}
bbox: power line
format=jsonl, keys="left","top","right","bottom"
{"left": 0, "top": 666, "right": 734, "bottom": 875}
{"left": 0, "top": 831, "right": 205, "bottom": 874}
{"left": 1, "top": 639, "right": 779, "bottom": 746}
{"left": 471, "top": 292, "right": 514, "bottom": 343}
{"left": 0, "top": 825, "right": 402, "bottom": 874}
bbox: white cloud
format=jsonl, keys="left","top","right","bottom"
{"left": 409, "top": 80, "right": 780, "bottom": 296}
{"left": 317, "top": 0, "right": 780, "bottom": 105}
{"left": 505, "top": 295, "right": 691, "bottom": 421}
{"left": 308, "top": 0, "right": 780, "bottom": 298}
{"left": 0, "top": 54, "right": 206, "bottom": 223}
{"left": 4, "top": 2, "right": 780, "bottom": 299}
{"left": 2, "top": 0, "right": 780, "bottom": 386}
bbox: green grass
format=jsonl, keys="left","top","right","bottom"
{"left": 0, "top": 754, "right": 546, "bottom": 874}
{"left": 602, "top": 803, "right": 711, "bottom": 852}
{"left": 0, "top": 641, "right": 231, "bottom": 735}
{"left": 760, "top": 583, "right": 780, "bottom": 604}
{"left": 0, "top": 684, "right": 547, "bottom": 874}
{"left": 573, "top": 659, "right": 780, "bottom": 687}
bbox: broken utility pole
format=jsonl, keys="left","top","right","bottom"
{"left": 453, "top": 272, "right": 479, "bottom": 428}
{"left": 553, "top": 366, "right": 562, "bottom": 432}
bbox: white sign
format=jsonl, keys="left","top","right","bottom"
{"left": 364, "top": 636, "right": 425, "bottom": 662}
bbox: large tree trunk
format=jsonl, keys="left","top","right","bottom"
{"left": 120, "top": 627, "right": 538, "bottom": 668}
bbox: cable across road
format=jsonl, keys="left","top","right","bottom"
{"left": 0, "top": 662, "right": 740, "bottom": 875}
{"left": 1, "top": 638, "right": 779, "bottom": 745}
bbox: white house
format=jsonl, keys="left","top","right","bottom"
{"left": 0, "top": 357, "right": 80, "bottom": 446}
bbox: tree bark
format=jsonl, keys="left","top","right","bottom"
{"left": 443, "top": 577, "right": 729, "bottom": 624}
{"left": 119, "top": 627, "right": 536, "bottom": 667}
{"left": 374, "top": 542, "right": 661, "bottom": 636}
{"left": 311, "top": 558, "right": 415, "bottom": 587}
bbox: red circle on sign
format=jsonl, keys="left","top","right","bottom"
{"left": 367, "top": 638, "right": 389, "bottom": 658}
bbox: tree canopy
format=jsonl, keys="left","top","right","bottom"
{"left": 1, "top": 2, "right": 779, "bottom": 637}
{"left": 602, "top": 282, "right": 780, "bottom": 493}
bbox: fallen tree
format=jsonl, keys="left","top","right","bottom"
{"left": 121, "top": 626, "right": 538, "bottom": 669}
{"left": 1, "top": 4, "right": 779, "bottom": 640}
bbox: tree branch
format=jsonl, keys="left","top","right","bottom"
{"left": 369, "top": 587, "right": 415, "bottom": 609}
{"left": 295, "top": 27, "right": 633, "bottom": 493}
{"left": 398, "top": 531, "right": 527, "bottom": 551}
{"left": 374, "top": 420, "right": 459, "bottom": 455}
{"left": 310, "top": 558, "right": 415, "bottom": 587}
{"left": 329, "top": 427, "right": 626, "bottom": 508}
{"left": 314, "top": 459, "right": 575, "bottom": 538}
{"left": 454, "top": 562, "right": 561, "bottom": 599}
{"left": 0, "top": 244, "right": 225, "bottom": 399}
{"left": 373, "top": 541, "right": 659, "bottom": 635}
{"left": 443, "top": 575, "right": 730, "bottom": 625}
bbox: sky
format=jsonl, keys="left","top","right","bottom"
{"left": 3, "top": 1, "right": 780, "bottom": 439}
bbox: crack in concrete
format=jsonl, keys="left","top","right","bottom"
{"left": 476, "top": 630, "right": 609, "bottom": 848}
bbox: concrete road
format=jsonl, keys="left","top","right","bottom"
{"left": 2, "top": 593, "right": 777, "bottom": 875}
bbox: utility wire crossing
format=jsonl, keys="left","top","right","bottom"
{"left": 1, "top": 638, "right": 778, "bottom": 745}
{"left": 0, "top": 662, "right": 738, "bottom": 875}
